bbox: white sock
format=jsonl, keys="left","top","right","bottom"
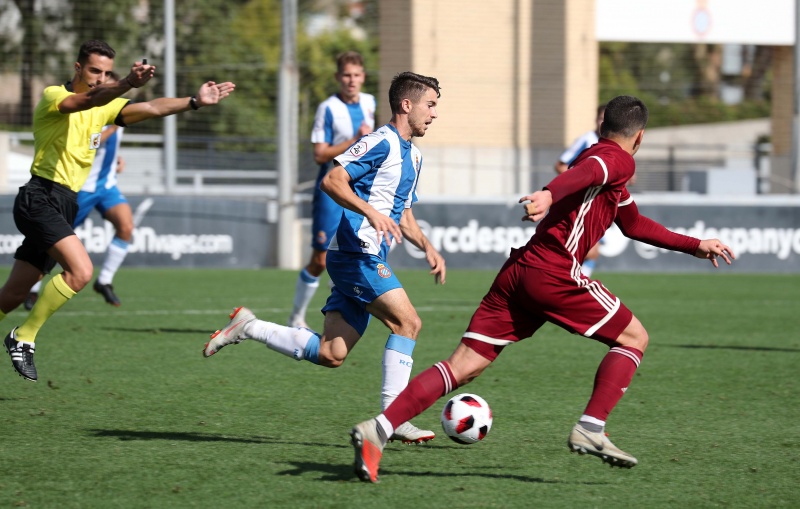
{"left": 244, "top": 320, "right": 319, "bottom": 362}
{"left": 31, "top": 280, "right": 43, "bottom": 293}
{"left": 381, "top": 334, "right": 416, "bottom": 411}
{"left": 98, "top": 237, "right": 129, "bottom": 285}
{"left": 376, "top": 414, "right": 394, "bottom": 443}
{"left": 578, "top": 414, "right": 606, "bottom": 432}
{"left": 290, "top": 269, "right": 319, "bottom": 320}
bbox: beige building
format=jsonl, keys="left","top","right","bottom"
{"left": 378, "top": 0, "right": 795, "bottom": 196}
{"left": 379, "top": 0, "right": 598, "bottom": 197}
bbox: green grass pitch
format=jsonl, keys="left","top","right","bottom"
{"left": 0, "top": 268, "right": 798, "bottom": 508}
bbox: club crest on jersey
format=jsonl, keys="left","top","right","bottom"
{"left": 90, "top": 133, "right": 102, "bottom": 149}
{"left": 350, "top": 141, "right": 368, "bottom": 156}
{"left": 315, "top": 230, "right": 327, "bottom": 245}
{"left": 376, "top": 263, "right": 392, "bottom": 279}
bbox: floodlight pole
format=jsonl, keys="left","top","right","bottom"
{"left": 277, "top": 0, "right": 299, "bottom": 268}
{"left": 793, "top": 0, "right": 800, "bottom": 193}
{"left": 163, "top": 0, "right": 177, "bottom": 193}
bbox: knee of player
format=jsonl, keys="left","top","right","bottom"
{"left": 402, "top": 314, "right": 423, "bottom": 338}
{"left": 317, "top": 351, "right": 345, "bottom": 368}
{"left": 72, "top": 266, "right": 95, "bottom": 290}
{"left": 115, "top": 222, "right": 134, "bottom": 240}
{"left": 620, "top": 319, "right": 649, "bottom": 352}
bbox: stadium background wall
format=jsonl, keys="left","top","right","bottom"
{"left": 0, "top": 195, "right": 797, "bottom": 272}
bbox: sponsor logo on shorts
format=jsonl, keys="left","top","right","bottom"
{"left": 352, "top": 286, "right": 362, "bottom": 296}
{"left": 376, "top": 263, "right": 391, "bottom": 279}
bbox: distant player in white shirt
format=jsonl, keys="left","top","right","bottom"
{"left": 204, "top": 72, "right": 446, "bottom": 444}
{"left": 555, "top": 104, "right": 605, "bottom": 277}
{"left": 288, "top": 52, "right": 376, "bottom": 329}
{"left": 26, "top": 72, "right": 134, "bottom": 309}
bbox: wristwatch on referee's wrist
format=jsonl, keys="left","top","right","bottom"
{"left": 189, "top": 96, "right": 200, "bottom": 110}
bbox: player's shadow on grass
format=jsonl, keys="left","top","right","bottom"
{"left": 99, "top": 326, "right": 212, "bottom": 335}
{"left": 87, "top": 428, "right": 349, "bottom": 449}
{"left": 277, "top": 461, "right": 607, "bottom": 485}
{"left": 664, "top": 344, "right": 800, "bottom": 353}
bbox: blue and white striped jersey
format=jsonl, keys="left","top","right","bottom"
{"left": 329, "top": 123, "right": 423, "bottom": 259}
{"left": 311, "top": 92, "right": 376, "bottom": 171}
{"left": 81, "top": 125, "right": 123, "bottom": 193}
{"left": 558, "top": 130, "right": 599, "bottom": 166}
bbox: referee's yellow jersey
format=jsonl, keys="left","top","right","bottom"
{"left": 30, "top": 83, "right": 129, "bottom": 192}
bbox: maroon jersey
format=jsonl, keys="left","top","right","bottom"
{"left": 521, "top": 138, "right": 699, "bottom": 274}
{"left": 523, "top": 138, "right": 633, "bottom": 272}
{"left": 460, "top": 138, "right": 701, "bottom": 351}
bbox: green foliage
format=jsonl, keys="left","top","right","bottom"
{"left": 297, "top": 27, "right": 379, "bottom": 132}
{"left": 600, "top": 42, "right": 771, "bottom": 127}
{"left": 644, "top": 97, "right": 771, "bottom": 127}
{"left": 4, "top": 0, "right": 380, "bottom": 142}
{"left": 0, "top": 268, "right": 797, "bottom": 507}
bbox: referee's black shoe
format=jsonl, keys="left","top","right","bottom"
{"left": 4, "top": 327, "right": 37, "bottom": 382}
{"left": 93, "top": 280, "right": 121, "bottom": 307}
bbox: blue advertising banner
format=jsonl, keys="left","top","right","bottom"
{"left": 0, "top": 195, "right": 275, "bottom": 268}
{"left": 388, "top": 196, "right": 800, "bottom": 273}
{"left": 1, "top": 194, "right": 797, "bottom": 272}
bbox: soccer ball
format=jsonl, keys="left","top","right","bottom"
{"left": 440, "top": 393, "right": 493, "bottom": 444}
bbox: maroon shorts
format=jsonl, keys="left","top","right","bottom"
{"left": 461, "top": 256, "right": 632, "bottom": 361}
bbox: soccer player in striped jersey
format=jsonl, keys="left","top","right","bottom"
{"left": 1, "top": 40, "right": 235, "bottom": 381}
{"left": 205, "top": 72, "right": 446, "bottom": 444}
{"left": 288, "top": 51, "right": 376, "bottom": 329}
{"left": 26, "top": 72, "right": 132, "bottom": 309}
{"left": 555, "top": 104, "right": 606, "bottom": 278}
{"left": 350, "top": 95, "right": 735, "bottom": 483}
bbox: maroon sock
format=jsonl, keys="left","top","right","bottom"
{"left": 384, "top": 362, "right": 457, "bottom": 428}
{"left": 583, "top": 346, "right": 643, "bottom": 422}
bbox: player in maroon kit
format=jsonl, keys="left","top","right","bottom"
{"left": 349, "top": 95, "right": 735, "bottom": 483}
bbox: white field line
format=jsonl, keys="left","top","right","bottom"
{"left": 49, "top": 305, "right": 476, "bottom": 317}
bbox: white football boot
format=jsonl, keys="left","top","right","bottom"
{"left": 568, "top": 424, "right": 638, "bottom": 468}
{"left": 390, "top": 421, "right": 435, "bottom": 444}
{"left": 351, "top": 419, "right": 386, "bottom": 483}
{"left": 203, "top": 307, "right": 256, "bottom": 357}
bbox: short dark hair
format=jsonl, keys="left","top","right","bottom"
{"left": 336, "top": 51, "right": 364, "bottom": 73}
{"left": 388, "top": 72, "right": 441, "bottom": 114}
{"left": 600, "top": 95, "right": 648, "bottom": 138}
{"left": 77, "top": 40, "right": 116, "bottom": 65}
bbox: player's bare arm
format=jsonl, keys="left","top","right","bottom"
{"left": 58, "top": 61, "right": 154, "bottom": 114}
{"left": 694, "top": 239, "right": 735, "bottom": 268}
{"left": 400, "top": 208, "right": 446, "bottom": 284}
{"left": 320, "top": 164, "right": 402, "bottom": 246}
{"left": 120, "top": 81, "right": 235, "bottom": 125}
{"left": 313, "top": 123, "right": 372, "bottom": 164}
{"left": 520, "top": 189, "right": 553, "bottom": 222}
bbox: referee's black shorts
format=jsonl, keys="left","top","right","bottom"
{"left": 13, "top": 176, "right": 79, "bottom": 273}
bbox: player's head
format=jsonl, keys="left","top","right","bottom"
{"left": 600, "top": 96, "right": 647, "bottom": 138}
{"left": 336, "top": 51, "right": 366, "bottom": 102}
{"left": 389, "top": 72, "right": 441, "bottom": 138}
{"left": 73, "top": 40, "right": 117, "bottom": 93}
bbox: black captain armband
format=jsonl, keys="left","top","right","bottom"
{"left": 189, "top": 96, "right": 200, "bottom": 110}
